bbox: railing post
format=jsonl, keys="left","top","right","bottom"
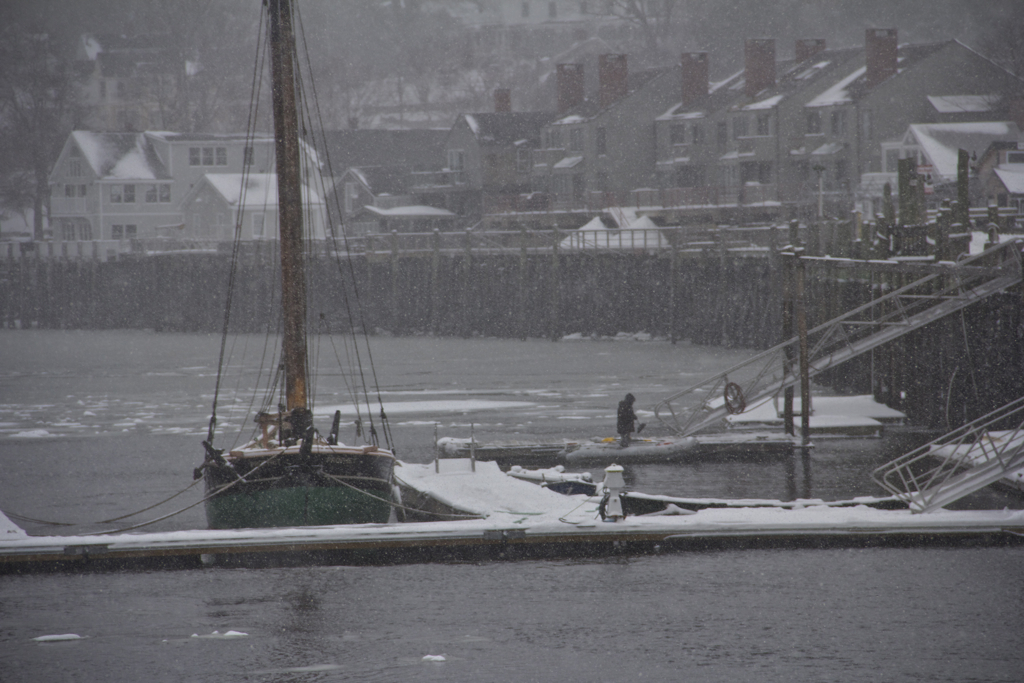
{"left": 430, "top": 228, "right": 441, "bottom": 335}
{"left": 518, "top": 223, "right": 529, "bottom": 340}
{"left": 549, "top": 226, "right": 560, "bottom": 341}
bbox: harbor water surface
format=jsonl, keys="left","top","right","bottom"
{"left": 1, "top": 330, "right": 1022, "bottom": 681}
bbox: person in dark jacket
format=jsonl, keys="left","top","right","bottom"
{"left": 617, "top": 393, "right": 639, "bottom": 447}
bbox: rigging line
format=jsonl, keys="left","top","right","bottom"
{"left": 325, "top": 325, "right": 364, "bottom": 427}
{"left": 83, "top": 453, "right": 285, "bottom": 536}
{"left": 7, "top": 477, "right": 207, "bottom": 528}
{"left": 293, "top": 5, "right": 382, "bottom": 445}
{"left": 208, "top": 6, "right": 268, "bottom": 446}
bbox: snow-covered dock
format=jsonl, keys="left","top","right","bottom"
{"left": 2, "top": 461, "right": 1021, "bottom": 573}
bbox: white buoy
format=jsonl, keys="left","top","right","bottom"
{"left": 602, "top": 464, "right": 625, "bottom": 521}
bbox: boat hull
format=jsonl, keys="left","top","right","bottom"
{"left": 203, "top": 447, "right": 395, "bottom": 529}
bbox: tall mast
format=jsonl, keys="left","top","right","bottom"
{"left": 268, "top": 0, "right": 308, "bottom": 412}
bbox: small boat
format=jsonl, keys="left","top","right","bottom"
{"left": 194, "top": 0, "right": 395, "bottom": 529}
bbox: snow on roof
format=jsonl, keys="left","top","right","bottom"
{"left": 81, "top": 35, "right": 101, "bottom": 60}
{"left": 742, "top": 94, "right": 784, "bottom": 111}
{"left": 811, "top": 142, "right": 845, "bottom": 156}
{"left": 927, "top": 94, "right": 999, "bottom": 113}
{"left": 910, "top": 121, "right": 1022, "bottom": 180}
{"left": 361, "top": 205, "right": 455, "bottom": 218}
{"left": 554, "top": 114, "right": 587, "bottom": 125}
{"left": 464, "top": 114, "right": 479, "bottom": 136}
{"left": 794, "top": 61, "right": 831, "bottom": 80}
{"left": 553, "top": 155, "right": 584, "bottom": 169}
{"left": 805, "top": 65, "right": 865, "bottom": 108}
{"left": 203, "top": 173, "right": 323, "bottom": 207}
{"left": 70, "top": 131, "right": 169, "bottom": 180}
{"left": 559, "top": 215, "right": 669, "bottom": 250}
{"left": 994, "top": 165, "right": 1024, "bottom": 194}
{"left": 711, "top": 69, "right": 745, "bottom": 93}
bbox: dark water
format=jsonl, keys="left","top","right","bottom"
{"left": 1, "top": 330, "right": 1023, "bottom": 681}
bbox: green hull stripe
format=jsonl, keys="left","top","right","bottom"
{"left": 206, "top": 485, "right": 392, "bottom": 529}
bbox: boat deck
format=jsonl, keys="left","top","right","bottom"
{"left": 2, "top": 461, "right": 1022, "bottom": 573}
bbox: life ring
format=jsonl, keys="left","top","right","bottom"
{"left": 724, "top": 382, "right": 746, "bottom": 414}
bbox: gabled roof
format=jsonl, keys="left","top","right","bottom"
{"left": 318, "top": 129, "right": 448, "bottom": 172}
{"left": 69, "top": 131, "right": 170, "bottom": 180}
{"left": 197, "top": 173, "right": 323, "bottom": 208}
{"left": 343, "top": 166, "right": 411, "bottom": 196}
{"left": 657, "top": 69, "right": 746, "bottom": 121}
{"left": 806, "top": 41, "right": 952, "bottom": 108}
{"left": 908, "top": 121, "right": 1022, "bottom": 180}
{"left": 461, "top": 112, "right": 557, "bottom": 146}
{"left": 551, "top": 68, "right": 671, "bottom": 125}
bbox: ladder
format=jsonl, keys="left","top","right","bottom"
{"left": 872, "top": 395, "right": 1024, "bottom": 512}
{"left": 654, "top": 238, "right": 1024, "bottom": 437}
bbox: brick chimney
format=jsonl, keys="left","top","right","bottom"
{"left": 865, "top": 28, "right": 898, "bottom": 87}
{"left": 744, "top": 39, "right": 775, "bottom": 99}
{"left": 599, "top": 54, "right": 628, "bottom": 107}
{"left": 556, "top": 63, "right": 585, "bottom": 113}
{"left": 680, "top": 52, "right": 709, "bottom": 109}
{"left": 795, "top": 38, "right": 826, "bottom": 63}
{"left": 494, "top": 88, "right": 511, "bottom": 113}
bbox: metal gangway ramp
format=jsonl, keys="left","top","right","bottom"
{"left": 654, "top": 239, "right": 1023, "bottom": 437}
{"left": 872, "top": 396, "right": 1024, "bottom": 512}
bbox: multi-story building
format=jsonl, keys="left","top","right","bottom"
{"left": 532, "top": 54, "right": 678, "bottom": 209}
{"left": 47, "top": 130, "right": 319, "bottom": 251}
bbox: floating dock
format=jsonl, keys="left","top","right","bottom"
{"left": 2, "top": 461, "right": 1022, "bottom": 573}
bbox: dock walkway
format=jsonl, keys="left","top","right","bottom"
{"left": 2, "top": 461, "right": 1022, "bottom": 573}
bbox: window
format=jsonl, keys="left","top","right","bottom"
{"left": 549, "top": 128, "right": 562, "bottom": 149}
{"left": 111, "top": 224, "right": 124, "bottom": 240}
{"left": 344, "top": 181, "right": 355, "bottom": 214}
{"left": 125, "top": 224, "right": 137, "bottom": 238}
{"left": 691, "top": 123, "right": 703, "bottom": 145}
{"left": 78, "top": 184, "right": 87, "bottom": 197}
{"left": 741, "top": 161, "right": 772, "bottom": 184}
{"left": 569, "top": 128, "right": 583, "bottom": 152}
{"left": 835, "top": 159, "right": 848, "bottom": 184}
{"left": 756, "top": 113, "right": 771, "bottom": 137}
{"left": 596, "top": 127, "right": 607, "bottom": 156}
{"left": 68, "top": 158, "right": 83, "bottom": 177}
{"left": 62, "top": 222, "right": 76, "bottom": 241}
{"left": 252, "top": 214, "right": 265, "bottom": 238}
{"left": 516, "top": 147, "right": 532, "bottom": 173}
{"left": 733, "top": 115, "right": 748, "bottom": 139}
{"left": 78, "top": 221, "right": 92, "bottom": 241}
{"left": 159, "top": 185, "right": 170, "bottom": 203}
{"left": 123, "top": 184, "right": 135, "bottom": 203}
{"left": 447, "top": 149, "right": 464, "bottom": 182}
{"left": 806, "top": 110, "right": 822, "bottom": 135}
{"left": 110, "top": 185, "right": 123, "bottom": 203}
{"left": 831, "top": 109, "right": 846, "bottom": 136}
{"left": 202, "top": 147, "right": 214, "bottom": 166}
{"left": 191, "top": 146, "right": 228, "bottom": 166}
{"left": 145, "top": 185, "right": 159, "bottom": 203}
{"left": 675, "top": 166, "right": 704, "bottom": 188}
{"left": 885, "top": 149, "right": 900, "bottom": 173}
{"left": 1008, "top": 151, "right": 1024, "bottom": 164}
{"left": 190, "top": 147, "right": 201, "bottom": 165}
{"left": 216, "top": 147, "right": 227, "bottom": 166}
{"left": 65, "top": 185, "right": 76, "bottom": 198}
{"left": 717, "top": 121, "right": 728, "bottom": 151}
{"left": 670, "top": 124, "right": 687, "bottom": 145}
{"left": 243, "top": 146, "right": 254, "bottom": 165}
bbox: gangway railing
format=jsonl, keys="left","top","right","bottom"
{"left": 872, "top": 396, "right": 1024, "bottom": 512}
{"left": 654, "top": 238, "right": 1024, "bottom": 437}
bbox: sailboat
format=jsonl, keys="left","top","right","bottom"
{"left": 193, "top": 0, "right": 396, "bottom": 529}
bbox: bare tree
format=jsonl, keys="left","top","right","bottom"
{"left": 0, "top": 15, "right": 81, "bottom": 241}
